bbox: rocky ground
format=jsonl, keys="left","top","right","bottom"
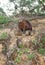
{"left": 0, "top": 18, "right": 45, "bottom": 65}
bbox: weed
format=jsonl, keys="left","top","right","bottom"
{"left": 0, "top": 15, "right": 9, "bottom": 24}
{"left": 39, "top": 43, "right": 43, "bottom": 48}
{"left": 32, "top": 39, "right": 37, "bottom": 45}
{"left": 24, "top": 48, "right": 29, "bottom": 53}
{"left": 41, "top": 35, "right": 45, "bottom": 44}
{"left": 17, "top": 49, "right": 23, "bottom": 55}
{"left": 15, "top": 56, "right": 21, "bottom": 63}
{"left": 0, "top": 32, "right": 8, "bottom": 40}
{"left": 18, "top": 44, "right": 24, "bottom": 48}
{"left": 28, "top": 53, "right": 35, "bottom": 60}
{"left": 10, "top": 17, "right": 18, "bottom": 24}
{"left": 38, "top": 48, "right": 45, "bottom": 55}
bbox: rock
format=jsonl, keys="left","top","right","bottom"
{"left": 11, "top": 51, "right": 17, "bottom": 60}
{"left": 35, "top": 53, "right": 45, "bottom": 65}
{"left": 0, "top": 44, "right": 3, "bottom": 53}
{"left": 21, "top": 54, "right": 28, "bottom": 61}
{"left": 5, "top": 60, "right": 15, "bottom": 65}
{"left": 16, "top": 38, "right": 22, "bottom": 48}
{"left": 0, "top": 53, "right": 7, "bottom": 65}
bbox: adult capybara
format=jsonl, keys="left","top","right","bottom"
{"left": 18, "top": 19, "right": 32, "bottom": 35}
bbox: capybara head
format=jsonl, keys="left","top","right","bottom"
{"left": 18, "top": 19, "right": 32, "bottom": 35}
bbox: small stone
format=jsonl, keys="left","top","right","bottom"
{"left": 0, "top": 53, "right": 7, "bottom": 65}
{"left": 21, "top": 54, "right": 28, "bottom": 61}
{"left": 0, "top": 44, "right": 3, "bottom": 53}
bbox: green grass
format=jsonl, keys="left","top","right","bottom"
{"left": 15, "top": 56, "right": 21, "bottom": 63}
{"left": 9, "top": 17, "right": 19, "bottom": 24}
{"left": 17, "top": 49, "right": 23, "bottom": 55}
{"left": 17, "top": 48, "right": 30, "bottom": 56}
{"left": 0, "top": 15, "right": 9, "bottom": 24}
{"left": 0, "top": 32, "right": 8, "bottom": 40}
{"left": 0, "top": 25, "right": 3, "bottom": 29}
{"left": 18, "top": 44, "right": 24, "bottom": 48}
{"left": 38, "top": 43, "right": 43, "bottom": 48}
{"left": 32, "top": 39, "right": 37, "bottom": 45}
{"left": 24, "top": 48, "right": 29, "bottom": 53}
{"left": 41, "top": 35, "right": 45, "bottom": 43}
{"left": 38, "top": 35, "right": 45, "bottom": 55}
{"left": 28, "top": 53, "right": 35, "bottom": 60}
{"left": 38, "top": 48, "right": 45, "bottom": 55}
{"left": 0, "top": 15, "right": 19, "bottom": 25}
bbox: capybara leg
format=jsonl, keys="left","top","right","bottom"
{"left": 29, "top": 30, "right": 31, "bottom": 35}
{"left": 23, "top": 29, "right": 25, "bottom": 34}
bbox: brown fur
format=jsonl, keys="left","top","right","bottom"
{"left": 18, "top": 19, "right": 32, "bottom": 34}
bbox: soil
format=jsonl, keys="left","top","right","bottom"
{"left": 0, "top": 18, "right": 45, "bottom": 65}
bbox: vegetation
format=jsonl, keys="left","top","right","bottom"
{"left": 32, "top": 39, "right": 38, "bottom": 45}
{"left": 39, "top": 43, "right": 43, "bottom": 48}
{"left": 17, "top": 48, "right": 29, "bottom": 55}
{"left": 17, "top": 49, "right": 23, "bottom": 55}
{"left": 0, "top": 15, "right": 9, "bottom": 24}
{"left": 15, "top": 56, "right": 21, "bottom": 63}
{"left": 28, "top": 53, "right": 35, "bottom": 60}
{"left": 0, "top": 15, "right": 19, "bottom": 25}
{"left": 0, "top": 32, "right": 8, "bottom": 40}
{"left": 10, "top": 17, "right": 19, "bottom": 23}
{"left": 0, "top": 0, "right": 45, "bottom": 65}
{"left": 24, "top": 48, "right": 29, "bottom": 53}
{"left": 41, "top": 34, "right": 45, "bottom": 43}
{"left": 0, "top": 0, "right": 45, "bottom": 16}
{"left": 0, "top": 8, "right": 6, "bottom": 15}
{"left": 38, "top": 48, "right": 45, "bottom": 55}
{"left": 14, "top": 48, "right": 35, "bottom": 64}
{"left": 18, "top": 44, "right": 24, "bottom": 48}
{"left": 9, "top": 0, "right": 45, "bottom": 16}
{"left": 32, "top": 34, "right": 45, "bottom": 55}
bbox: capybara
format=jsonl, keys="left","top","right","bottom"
{"left": 18, "top": 19, "right": 32, "bottom": 35}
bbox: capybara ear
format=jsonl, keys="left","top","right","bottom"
{"left": 18, "top": 19, "right": 32, "bottom": 35}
